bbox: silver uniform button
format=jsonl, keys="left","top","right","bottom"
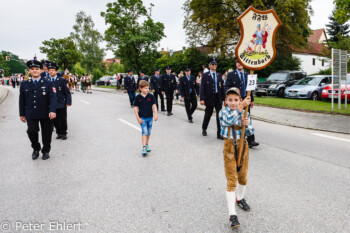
{"left": 34, "top": 101, "right": 36, "bottom": 103}
{"left": 34, "top": 106, "right": 36, "bottom": 108}
{"left": 34, "top": 96, "right": 36, "bottom": 97}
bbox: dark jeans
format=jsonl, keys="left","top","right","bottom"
{"left": 27, "top": 118, "right": 53, "bottom": 153}
{"left": 202, "top": 94, "right": 222, "bottom": 135}
{"left": 185, "top": 91, "right": 197, "bottom": 120}
{"left": 127, "top": 91, "right": 136, "bottom": 106}
{"left": 154, "top": 91, "right": 165, "bottom": 111}
{"left": 166, "top": 91, "right": 174, "bottom": 113}
{"left": 53, "top": 107, "right": 68, "bottom": 135}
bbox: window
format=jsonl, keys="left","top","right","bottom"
{"left": 313, "top": 58, "right": 316, "bottom": 66}
{"left": 322, "top": 60, "right": 324, "bottom": 66}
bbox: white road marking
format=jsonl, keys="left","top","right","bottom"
{"left": 311, "top": 133, "right": 350, "bottom": 143}
{"left": 80, "top": 100, "right": 90, "bottom": 105}
{"left": 118, "top": 118, "right": 141, "bottom": 132}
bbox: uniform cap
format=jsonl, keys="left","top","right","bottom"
{"left": 209, "top": 58, "right": 217, "bottom": 65}
{"left": 26, "top": 60, "right": 43, "bottom": 69}
{"left": 47, "top": 62, "right": 58, "bottom": 70}
{"left": 165, "top": 65, "right": 171, "bottom": 70}
{"left": 185, "top": 67, "right": 191, "bottom": 71}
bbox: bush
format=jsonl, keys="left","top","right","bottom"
{"left": 71, "top": 63, "right": 87, "bottom": 76}
{"left": 317, "top": 67, "right": 331, "bottom": 75}
{"left": 92, "top": 68, "right": 103, "bottom": 83}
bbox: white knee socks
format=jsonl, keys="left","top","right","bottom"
{"left": 226, "top": 191, "right": 237, "bottom": 216}
{"left": 236, "top": 184, "right": 246, "bottom": 201}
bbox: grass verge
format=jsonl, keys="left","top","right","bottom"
{"left": 254, "top": 97, "right": 350, "bottom": 115}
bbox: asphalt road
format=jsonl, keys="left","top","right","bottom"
{"left": 0, "top": 87, "right": 349, "bottom": 233}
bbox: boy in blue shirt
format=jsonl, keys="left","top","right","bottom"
{"left": 219, "top": 87, "right": 254, "bottom": 229}
{"left": 133, "top": 80, "right": 158, "bottom": 156}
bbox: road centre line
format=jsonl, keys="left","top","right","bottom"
{"left": 311, "top": 133, "right": 350, "bottom": 143}
{"left": 80, "top": 100, "right": 90, "bottom": 105}
{"left": 118, "top": 118, "right": 141, "bottom": 132}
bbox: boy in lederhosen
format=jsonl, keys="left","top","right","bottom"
{"left": 219, "top": 87, "right": 254, "bottom": 229}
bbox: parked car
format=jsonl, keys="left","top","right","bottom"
{"left": 284, "top": 75, "right": 331, "bottom": 100}
{"left": 95, "top": 76, "right": 113, "bottom": 86}
{"left": 321, "top": 74, "right": 350, "bottom": 102}
{"left": 256, "top": 71, "right": 306, "bottom": 97}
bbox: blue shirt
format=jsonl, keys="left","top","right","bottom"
{"left": 219, "top": 106, "right": 254, "bottom": 139}
{"left": 32, "top": 77, "right": 41, "bottom": 85}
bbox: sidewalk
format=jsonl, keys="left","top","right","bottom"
{"left": 0, "top": 86, "right": 9, "bottom": 105}
{"left": 93, "top": 86, "right": 350, "bottom": 134}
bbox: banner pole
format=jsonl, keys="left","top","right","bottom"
{"left": 237, "top": 70, "right": 253, "bottom": 170}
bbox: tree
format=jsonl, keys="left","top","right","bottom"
{"left": 71, "top": 63, "right": 87, "bottom": 76}
{"left": 106, "top": 62, "right": 125, "bottom": 75}
{"left": 183, "top": 0, "right": 312, "bottom": 57}
{"left": 101, "top": 0, "right": 165, "bottom": 74}
{"left": 326, "top": 7, "right": 350, "bottom": 42}
{"left": 71, "top": 11, "right": 105, "bottom": 73}
{"left": 40, "top": 37, "right": 82, "bottom": 71}
{"left": 334, "top": 0, "right": 350, "bottom": 24}
{"left": 92, "top": 68, "right": 103, "bottom": 83}
{"left": 0, "top": 54, "right": 10, "bottom": 76}
{"left": 1, "top": 51, "right": 26, "bottom": 74}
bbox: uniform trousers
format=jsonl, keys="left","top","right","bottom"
{"left": 184, "top": 91, "right": 197, "bottom": 120}
{"left": 153, "top": 91, "right": 165, "bottom": 111}
{"left": 27, "top": 118, "right": 53, "bottom": 153}
{"left": 53, "top": 107, "right": 68, "bottom": 135}
{"left": 127, "top": 91, "right": 136, "bottom": 106}
{"left": 202, "top": 93, "right": 222, "bottom": 135}
{"left": 166, "top": 91, "right": 174, "bottom": 113}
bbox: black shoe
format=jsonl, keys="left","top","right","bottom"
{"left": 61, "top": 134, "right": 67, "bottom": 140}
{"left": 202, "top": 130, "right": 207, "bottom": 136}
{"left": 170, "top": 112, "right": 173, "bottom": 115}
{"left": 217, "top": 135, "right": 224, "bottom": 140}
{"left": 42, "top": 153, "right": 50, "bottom": 160}
{"left": 56, "top": 134, "right": 62, "bottom": 139}
{"left": 251, "top": 141, "right": 259, "bottom": 147}
{"left": 167, "top": 112, "right": 171, "bottom": 116}
{"left": 32, "top": 150, "right": 40, "bottom": 160}
{"left": 161, "top": 109, "right": 166, "bottom": 112}
{"left": 229, "top": 215, "right": 241, "bottom": 229}
{"left": 188, "top": 119, "right": 193, "bottom": 123}
{"left": 237, "top": 198, "right": 251, "bottom": 212}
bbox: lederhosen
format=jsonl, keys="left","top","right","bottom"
{"left": 81, "top": 77, "right": 86, "bottom": 87}
{"left": 69, "top": 77, "right": 74, "bottom": 87}
{"left": 86, "top": 77, "right": 91, "bottom": 87}
{"left": 223, "top": 125, "right": 249, "bottom": 192}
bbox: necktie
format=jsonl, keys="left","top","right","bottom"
{"left": 240, "top": 72, "right": 246, "bottom": 97}
{"left": 187, "top": 76, "right": 192, "bottom": 93}
{"left": 213, "top": 73, "right": 217, "bottom": 93}
{"left": 34, "top": 80, "right": 38, "bottom": 86}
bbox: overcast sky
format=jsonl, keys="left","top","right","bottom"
{"left": 0, "top": 0, "right": 335, "bottom": 60}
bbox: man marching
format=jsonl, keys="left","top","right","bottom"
{"left": 136, "top": 70, "right": 149, "bottom": 90}
{"left": 48, "top": 62, "right": 72, "bottom": 140}
{"left": 179, "top": 67, "right": 197, "bottom": 123}
{"left": 150, "top": 68, "right": 165, "bottom": 112}
{"left": 124, "top": 70, "right": 136, "bottom": 107}
{"left": 225, "top": 60, "right": 259, "bottom": 148}
{"left": 19, "top": 60, "right": 57, "bottom": 160}
{"left": 161, "top": 66, "right": 177, "bottom": 116}
{"left": 200, "top": 58, "right": 225, "bottom": 139}
{"left": 40, "top": 60, "right": 50, "bottom": 79}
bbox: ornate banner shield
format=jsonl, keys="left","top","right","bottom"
{"left": 235, "top": 6, "right": 282, "bottom": 70}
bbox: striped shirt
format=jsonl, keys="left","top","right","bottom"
{"left": 219, "top": 106, "right": 254, "bottom": 139}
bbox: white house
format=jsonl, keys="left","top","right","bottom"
{"left": 292, "top": 29, "right": 330, "bottom": 75}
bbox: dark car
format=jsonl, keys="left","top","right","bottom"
{"left": 256, "top": 71, "right": 306, "bottom": 97}
{"left": 284, "top": 75, "right": 331, "bottom": 100}
{"left": 95, "top": 76, "right": 113, "bottom": 86}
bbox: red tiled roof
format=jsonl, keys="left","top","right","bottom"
{"left": 308, "top": 29, "right": 326, "bottom": 43}
{"left": 291, "top": 29, "right": 329, "bottom": 56}
{"left": 102, "top": 58, "right": 121, "bottom": 64}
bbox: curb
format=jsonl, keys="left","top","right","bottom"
{"left": 94, "top": 88, "right": 349, "bottom": 135}
{"left": 0, "top": 86, "right": 9, "bottom": 105}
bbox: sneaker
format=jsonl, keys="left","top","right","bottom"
{"left": 142, "top": 147, "right": 147, "bottom": 156}
{"left": 236, "top": 198, "right": 251, "bottom": 212}
{"left": 229, "top": 215, "right": 240, "bottom": 229}
{"left": 145, "top": 145, "right": 151, "bottom": 152}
